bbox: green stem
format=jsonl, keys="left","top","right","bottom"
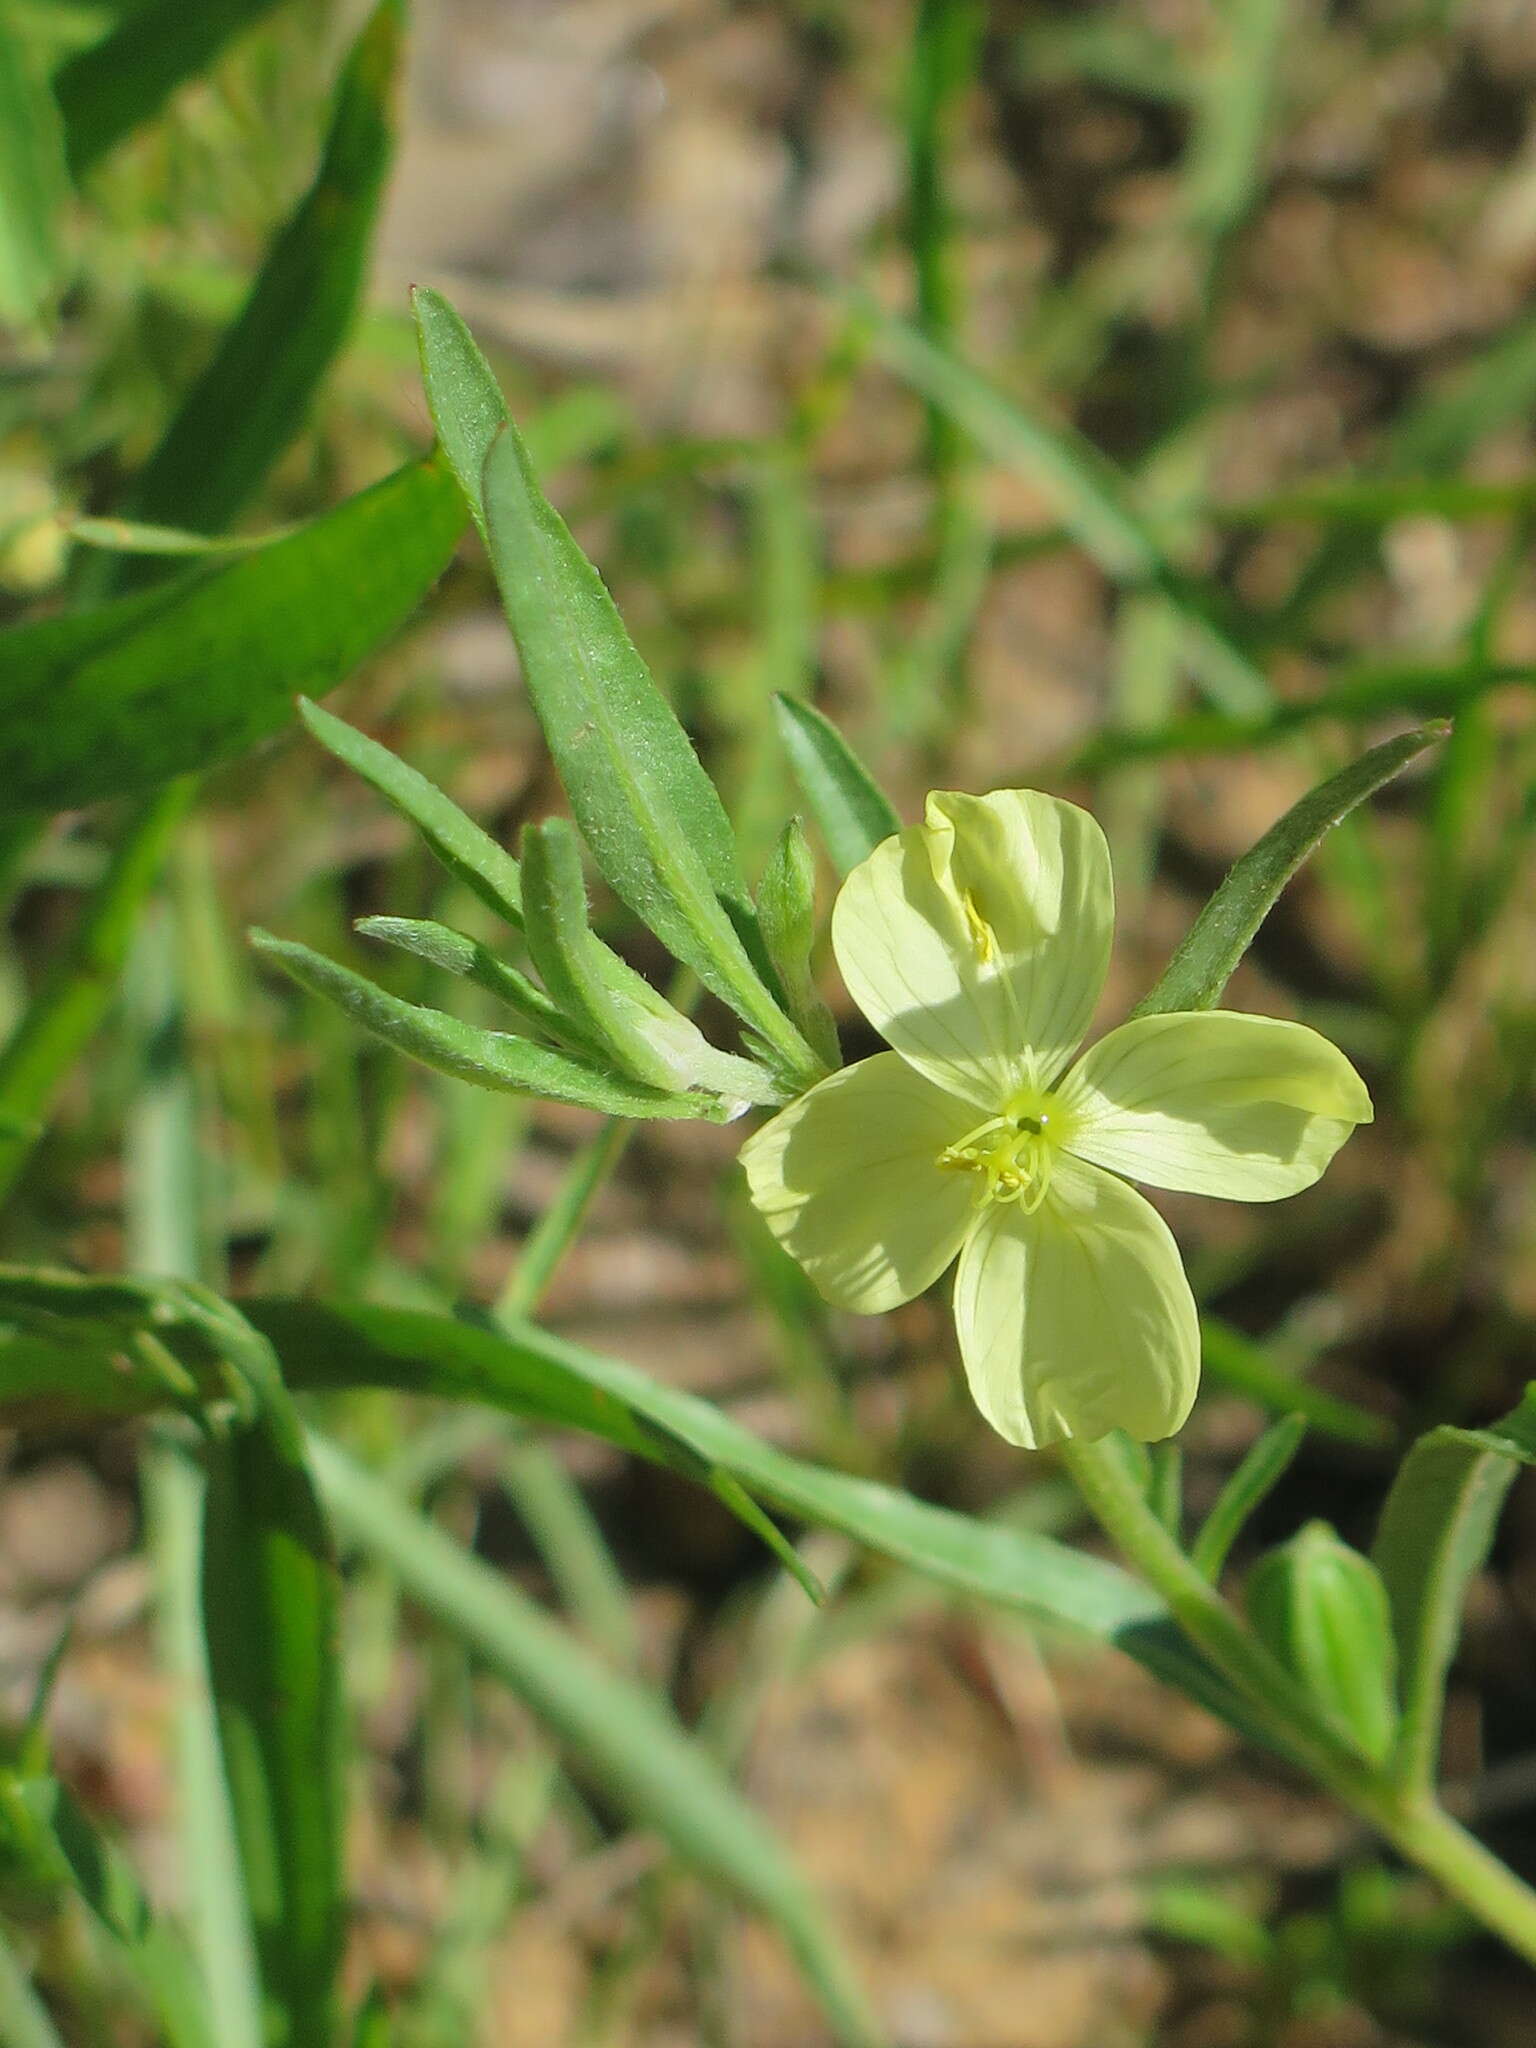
{"left": 1383, "top": 1800, "right": 1536, "bottom": 1969}
{"left": 1060, "top": 1437, "right": 1369, "bottom": 1788}
{"left": 1061, "top": 1437, "right": 1536, "bottom": 1967}
{"left": 495, "top": 1118, "right": 631, "bottom": 1321}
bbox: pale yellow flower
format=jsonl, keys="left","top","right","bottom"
{"left": 741, "top": 790, "right": 1372, "bottom": 1448}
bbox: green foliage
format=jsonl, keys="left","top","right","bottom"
{"left": 1246, "top": 1522, "right": 1400, "bottom": 1765}
{"left": 0, "top": 12, "right": 69, "bottom": 332}
{"left": 773, "top": 695, "right": 901, "bottom": 876}
{"left": 249, "top": 930, "right": 734, "bottom": 1121}
{"left": 114, "top": 0, "right": 403, "bottom": 550}
{"left": 1135, "top": 724, "right": 1448, "bottom": 1016}
{"left": 0, "top": 459, "right": 464, "bottom": 815}
{"left": 1372, "top": 1386, "right": 1536, "bottom": 1791}
{"left": 300, "top": 700, "right": 525, "bottom": 928}
{"left": 54, "top": 0, "right": 288, "bottom": 176}
{"left": 202, "top": 1407, "right": 344, "bottom": 2048}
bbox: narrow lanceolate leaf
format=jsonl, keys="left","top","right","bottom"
{"left": 250, "top": 930, "right": 726, "bottom": 1121}
{"left": 354, "top": 917, "right": 574, "bottom": 1042}
{"left": 202, "top": 1413, "right": 344, "bottom": 2048}
{"left": 1190, "top": 1413, "right": 1308, "bottom": 1582}
{"left": 0, "top": 12, "right": 69, "bottom": 332}
{"left": 411, "top": 285, "right": 510, "bottom": 543}
{"left": 0, "top": 458, "right": 464, "bottom": 815}
{"left": 1371, "top": 1386, "right": 1536, "bottom": 1792}
{"left": 479, "top": 423, "right": 814, "bottom": 1078}
{"left": 245, "top": 1300, "right": 1254, "bottom": 1736}
{"left": 115, "top": 0, "right": 402, "bottom": 549}
{"left": 306, "top": 1435, "right": 881, "bottom": 2048}
{"left": 773, "top": 697, "right": 900, "bottom": 878}
{"left": 757, "top": 819, "right": 840, "bottom": 1070}
{"left": 520, "top": 818, "right": 780, "bottom": 1109}
{"left": 1137, "top": 724, "right": 1449, "bottom": 1017}
{"left": 54, "top": 0, "right": 286, "bottom": 177}
{"left": 415, "top": 289, "right": 752, "bottom": 925}
{"left": 302, "top": 700, "right": 523, "bottom": 927}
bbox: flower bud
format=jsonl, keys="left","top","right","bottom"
{"left": 1246, "top": 1520, "right": 1399, "bottom": 1764}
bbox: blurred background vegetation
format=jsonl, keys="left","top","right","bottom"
{"left": 5, "top": 0, "right": 1536, "bottom": 2042}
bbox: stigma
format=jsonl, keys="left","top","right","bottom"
{"left": 937, "top": 1095, "right": 1067, "bottom": 1212}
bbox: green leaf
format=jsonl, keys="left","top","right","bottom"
{"left": 301, "top": 700, "right": 523, "bottom": 927}
{"left": 772, "top": 697, "right": 900, "bottom": 877}
{"left": 55, "top": 0, "right": 287, "bottom": 177}
{"left": 756, "top": 819, "right": 840, "bottom": 1069}
{"left": 411, "top": 285, "right": 509, "bottom": 543}
{"left": 1136, "top": 724, "right": 1448, "bottom": 1017}
{"left": 0, "top": 1775, "right": 215, "bottom": 2048}
{"left": 0, "top": 12, "right": 69, "bottom": 333}
{"left": 243, "top": 1299, "right": 1253, "bottom": 1735}
{"left": 1371, "top": 1386, "right": 1536, "bottom": 1792}
{"left": 414, "top": 290, "right": 755, "bottom": 925}
{"left": 113, "top": 0, "right": 403, "bottom": 549}
{"left": 306, "top": 1433, "right": 881, "bottom": 2047}
{"left": 478, "top": 422, "right": 814, "bottom": 1075}
{"left": 1190, "top": 1414, "right": 1307, "bottom": 1581}
{"left": 0, "top": 457, "right": 464, "bottom": 815}
{"left": 354, "top": 916, "right": 577, "bottom": 1044}
{"left": 520, "top": 818, "right": 780, "bottom": 1108}
{"left": 250, "top": 930, "right": 726, "bottom": 1121}
{"left": 201, "top": 1410, "right": 344, "bottom": 2048}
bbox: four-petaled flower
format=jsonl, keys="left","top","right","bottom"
{"left": 741, "top": 789, "right": 1372, "bottom": 1448}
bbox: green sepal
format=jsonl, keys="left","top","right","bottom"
{"left": 250, "top": 929, "right": 732, "bottom": 1122}
{"left": 756, "top": 819, "right": 839, "bottom": 1073}
{"left": 1245, "top": 1520, "right": 1400, "bottom": 1765}
{"left": 520, "top": 818, "right": 782, "bottom": 1112}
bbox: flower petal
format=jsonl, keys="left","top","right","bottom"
{"left": 1058, "top": 1011, "right": 1372, "bottom": 1201}
{"left": 831, "top": 788, "right": 1113, "bottom": 1111}
{"left": 952, "top": 1155, "right": 1199, "bottom": 1448}
{"left": 739, "top": 1052, "right": 977, "bottom": 1312}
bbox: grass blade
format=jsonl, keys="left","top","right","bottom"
{"left": 202, "top": 1412, "right": 345, "bottom": 2047}
{"left": 862, "top": 304, "right": 1269, "bottom": 711}
{"left": 307, "top": 1432, "right": 884, "bottom": 2048}
{"left": 0, "top": 12, "right": 68, "bottom": 333}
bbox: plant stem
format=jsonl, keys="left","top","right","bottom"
{"left": 1383, "top": 1799, "right": 1536, "bottom": 1969}
{"left": 1061, "top": 1436, "right": 1536, "bottom": 1966}
{"left": 1060, "top": 1437, "right": 1370, "bottom": 1786}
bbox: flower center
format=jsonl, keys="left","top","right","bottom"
{"left": 937, "top": 1091, "right": 1069, "bottom": 1212}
